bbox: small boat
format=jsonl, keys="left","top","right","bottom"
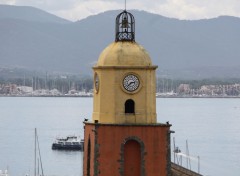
{"left": 52, "top": 135, "right": 84, "bottom": 151}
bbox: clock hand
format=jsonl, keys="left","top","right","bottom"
{"left": 128, "top": 81, "right": 135, "bottom": 86}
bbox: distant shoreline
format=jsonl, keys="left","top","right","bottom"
{"left": 0, "top": 95, "right": 92, "bottom": 98}
{"left": 1, "top": 95, "right": 240, "bottom": 98}
{"left": 156, "top": 96, "right": 240, "bottom": 98}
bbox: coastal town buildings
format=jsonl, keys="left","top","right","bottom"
{"left": 1, "top": 82, "right": 240, "bottom": 97}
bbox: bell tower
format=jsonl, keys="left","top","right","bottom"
{"left": 83, "top": 9, "right": 171, "bottom": 176}
{"left": 92, "top": 10, "right": 157, "bottom": 124}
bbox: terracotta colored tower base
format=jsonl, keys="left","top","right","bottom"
{"left": 83, "top": 123, "right": 171, "bottom": 176}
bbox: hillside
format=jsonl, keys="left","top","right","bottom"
{"left": 0, "top": 5, "right": 240, "bottom": 79}
{"left": 0, "top": 5, "right": 70, "bottom": 23}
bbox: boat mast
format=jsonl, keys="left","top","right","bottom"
{"left": 34, "top": 128, "right": 44, "bottom": 176}
{"left": 34, "top": 128, "right": 36, "bottom": 176}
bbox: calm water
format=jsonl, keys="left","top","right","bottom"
{"left": 0, "top": 97, "right": 240, "bottom": 176}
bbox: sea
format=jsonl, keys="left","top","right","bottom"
{"left": 0, "top": 97, "right": 240, "bottom": 176}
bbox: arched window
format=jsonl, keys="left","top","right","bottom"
{"left": 125, "top": 99, "right": 135, "bottom": 113}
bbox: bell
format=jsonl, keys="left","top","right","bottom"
{"left": 121, "top": 17, "right": 129, "bottom": 28}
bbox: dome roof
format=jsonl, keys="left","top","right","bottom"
{"left": 96, "top": 42, "right": 152, "bottom": 67}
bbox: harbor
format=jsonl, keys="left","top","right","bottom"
{"left": 1, "top": 2, "right": 239, "bottom": 175}
{"left": 0, "top": 97, "right": 239, "bottom": 176}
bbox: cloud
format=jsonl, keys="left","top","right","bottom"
{"left": 157, "top": 0, "right": 240, "bottom": 19}
{"left": 152, "top": 0, "right": 208, "bottom": 19}
{"left": 52, "top": 0, "right": 240, "bottom": 21}
{"left": 53, "top": 1, "right": 121, "bottom": 21}
{"left": 0, "top": 0, "right": 16, "bottom": 5}
{"left": 0, "top": 0, "right": 240, "bottom": 21}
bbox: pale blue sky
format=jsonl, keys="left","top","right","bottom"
{"left": 0, "top": 0, "right": 239, "bottom": 21}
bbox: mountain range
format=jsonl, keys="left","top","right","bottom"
{"left": 0, "top": 5, "right": 240, "bottom": 79}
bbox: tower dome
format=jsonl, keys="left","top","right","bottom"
{"left": 96, "top": 10, "right": 152, "bottom": 67}
{"left": 96, "top": 41, "right": 152, "bottom": 66}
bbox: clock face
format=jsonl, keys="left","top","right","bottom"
{"left": 95, "top": 73, "right": 99, "bottom": 93}
{"left": 123, "top": 74, "right": 140, "bottom": 92}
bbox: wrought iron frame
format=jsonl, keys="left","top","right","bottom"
{"left": 115, "top": 10, "right": 135, "bottom": 42}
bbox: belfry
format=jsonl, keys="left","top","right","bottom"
{"left": 83, "top": 9, "right": 171, "bottom": 176}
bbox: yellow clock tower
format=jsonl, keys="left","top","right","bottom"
{"left": 92, "top": 11, "right": 158, "bottom": 124}
{"left": 83, "top": 10, "right": 171, "bottom": 176}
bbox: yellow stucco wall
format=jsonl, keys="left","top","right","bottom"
{"left": 92, "top": 42, "right": 158, "bottom": 124}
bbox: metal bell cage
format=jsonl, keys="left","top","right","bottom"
{"left": 115, "top": 10, "right": 135, "bottom": 42}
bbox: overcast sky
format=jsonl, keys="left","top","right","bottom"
{"left": 1, "top": 0, "right": 240, "bottom": 21}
